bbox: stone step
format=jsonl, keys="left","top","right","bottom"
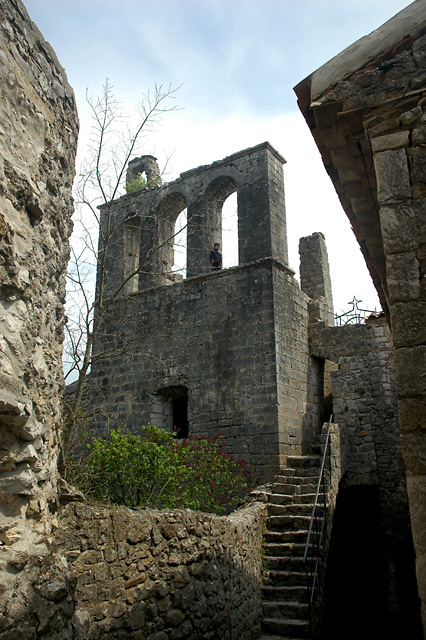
{"left": 269, "top": 492, "right": 320, "bottom": 506}
{"left": 274, "top": 467, "right": 319, "bottom": 482}
{"left": 272, "top": 469, "right": 319, "bottom": 486}
{"left": 263, "top": 529, "right": 309, "bottom": 544}
{"left": 263, "top": 556, "right": 306, "bottom": 572}
{"left": 260, "top": 636, "right": 291, "bottom": 640}
{"left": 269, "top": 493, "right": 296, "bottom": 505}
{"left": 263, "top": 569, "right": 306, "bottom": 587}
{"left": 286, "top": 455, "right": 321, "bottom": 469}
{"left": 263, "top": 542, "right": 308, "bottom": 557}
{"left": 262, "top": 617, "right": 310, "bottom": 638}
{"left": 262, "top": 585, "right": 308, "bottom": 602}
{"left": 269, "top": 503, "right": 314, "bottom": 517}
{"left": 296, "top": 492, "right": 320, "bottom": 504}
{"left": 272, "top": 482, "right": 318, "bottom": 495}
{"left": 260, "top": 636, "right": 308, "bottom": 640}
{"left": 260, "top": 637, "right": 307, "bottom": 640}
{"left": 263, "top": 600, "right": 309, "bottom": 620}
{"left": 266, "top": 515, "right": 313, "bottom": 531}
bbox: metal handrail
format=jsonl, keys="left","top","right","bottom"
{"left": 303, "top": 415, "right": 333, "bottom": 607}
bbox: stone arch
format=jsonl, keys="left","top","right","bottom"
{"left": 186, "top": 175, "right": 238, "bottom": 276}
{"left": 122, "top": 214, "right": 141, "bottom": 294}
{"left": 204, "top": 175, "right": 238, "bottom": 271}
{"left": 221, "top": 191, "right": 238, "bottom": 269}
{"left": 155, "top": 191, "right": 188, "bottom": 281}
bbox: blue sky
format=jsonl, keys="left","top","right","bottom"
{"left": 24, "top": 0, "right": 413, "bottom": 313}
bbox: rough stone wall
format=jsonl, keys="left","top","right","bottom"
{"left": 310, "top": 315, "right": 419, "bottom": 629}
{"left": 294, "top": 4, "right": 426, "bottom": 629}
{"left": 0, "top": 0, "right": 77, "bottom": 547}
{"left": 88, "top": 256, "right": 323, "bottom": 481}
{"left": 55, "top": 501, "right": 267, "bottom": 640}
{"left": 272, "top": 265, "right": 326, "bottom": 457}
{"left": 370, "top": 91, "right": 426, "bottom": 634}
{"left": 311, "top": 317, "right": 400, "bottom": 486}
{"left": 0, "top": 2, "right": 78, "bottom": 637}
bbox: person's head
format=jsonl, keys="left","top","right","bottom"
{"left": 214, "top": 243, "right": 220, "bottom": 250}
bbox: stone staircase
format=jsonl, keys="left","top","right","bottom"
{"left": 260, "top": 455, "right": 321, "bottom": 640}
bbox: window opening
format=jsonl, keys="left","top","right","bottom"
{"left": 122, "top": 216, "right": 141, "bottom": 294}
{"left": 156, "top": 192, "right": 187, "bottom": 283}
{"left": 172, "top": 208, "right": 187, "bottom": 278}
{"left": 222, "top": 191, "right": 238, "bottom": 268}
{"left": 152, "top": 385, "right": 189, "bottom": 438}
{"left": 173, "top": 395, "right": 188, "bottom": 439}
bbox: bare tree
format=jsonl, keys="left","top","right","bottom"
{"left": 62, "top": 80, "right": 183, "bottom": 464}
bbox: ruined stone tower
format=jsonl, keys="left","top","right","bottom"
{"left": 89, "top": 142, "right": 331, "bottom": 480}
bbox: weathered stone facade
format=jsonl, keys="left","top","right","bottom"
{"left": 88, "top": 143, "right": 328, "bottom": 480}
{"left": 311, "top": 315, "right": 419, "bottom": 630}
{"left": 295, "top": 0, "right": 426, "bottom": 632}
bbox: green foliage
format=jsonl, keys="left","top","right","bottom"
{"left": 125, "top": 173, "right": 153, "bottom": 193}
{"left": 78, "top": 425, "right": 247, "bottom": 513}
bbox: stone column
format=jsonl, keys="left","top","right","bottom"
{"left": 238, "top": 144, "right": 288, "bottom": 266}
{"left": 299, "top": 231, "right": 334, "bottom": 325}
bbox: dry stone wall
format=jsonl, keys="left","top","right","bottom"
{"left": 56, "top": 501, "right": 267, "bottom": 640}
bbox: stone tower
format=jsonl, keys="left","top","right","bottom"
{"left": 89, "top": 142, "right": 332, "bottom": 480}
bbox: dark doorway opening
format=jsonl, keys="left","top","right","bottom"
{"left": 173, "top": 394, "right": 188, "bottom": 439}
{"left": 321, "top": 485, "right": 387, "bottom": 640}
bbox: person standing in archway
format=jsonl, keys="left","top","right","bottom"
{"left": 210, "top": 243, "right": 222, "bottom": 271}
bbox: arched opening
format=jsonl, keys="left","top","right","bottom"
{"left": 203, "top": 176, "right": 238, "bottom": 272}
{"left": 122, "top": 215, "right": 141, "bottom": 294}
{"left": 221, "top": 191, "right": 238, "bottom": 268}
{"left": 156, "top": 192, "right": 187, "bottom": 283}
{"left": 172, "top": 208, "right": 187, "bottom": 278}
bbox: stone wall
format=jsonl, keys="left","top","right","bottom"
{"left": 310, "top": 314, "right": 419, "bottom": 630}
{"left": 55, "top": 501, "right": 267, "bottom": 640}
{"left": 88, "top": 256, "right": 322, "bottom": 481}
{"left": 311, "top": 317, "right": 401, "bottom": 485}
{"left": 0, "top": 1, "right": 78, "bottom": 637}
{"left": 0, "top": 0, "right": 77, "bottom": 549}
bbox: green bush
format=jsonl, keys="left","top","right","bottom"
{"left": 125, "top": 174, "right": 151, "bottom": 193}
{"left": 77, "top": 425, "right": 247, "bottom": 513}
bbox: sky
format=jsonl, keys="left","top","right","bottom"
{"left": 24, "top": 0, "right": 414, "bottom": 315}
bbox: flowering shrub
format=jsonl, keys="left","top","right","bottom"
{"left": 78, "top": 425, "right": 247, "bottom": 513}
